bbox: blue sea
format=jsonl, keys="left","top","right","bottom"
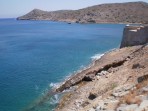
{"left": 0, "top": 19, "right": 125, "bottom": 111}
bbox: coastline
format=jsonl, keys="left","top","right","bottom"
{"left": 54, "top": 48, "right": 120, "bottom": 93}
{"left": 17, "top": 2, "right": 148, "bottom": 25}
{"left": 54, "top": 53, "right": 104, "bottom": 89}
{"left": 46, "top": 49, "right": 114, "bottom": 110}
{"left": 54, "top": 48, "right": 118, "bottom": 90}
{"left": 17, "top": 18, "right": 142, "bottom": 25}
{"left": 14, "top": 1, "right": 148, "bottom": 110}
{"left": 20, "top": 22, "right": 148, "bottom": 111}
{"left": 55, "top": 44, "right": 148, "bottom": 111}
{"left": 22, "top": 24, "right": 148, "bottom": 111}
{"left": 41, "top": 49, "right": 115, "bottom": 111}
{"left": 24, "top": 51, "right": 108, "bottom": 111}
{"left": 2, "top": 20, "right": 126, "bottom": 109}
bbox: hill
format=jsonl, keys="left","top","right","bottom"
{"left": 17, "top": 2, "right": 148, "bottom": 24}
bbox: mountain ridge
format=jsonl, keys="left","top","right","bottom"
{"left": 17, "top": 1, "right": 148, "bottom": 23}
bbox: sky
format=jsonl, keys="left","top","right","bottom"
{"left": 0, "top": 0, "right": 147, "bottom": 18}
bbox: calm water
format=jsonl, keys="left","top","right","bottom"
{"left": 0, "top": 19, "right": 125, "bottom": 111}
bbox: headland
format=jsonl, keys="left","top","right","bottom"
{"left": 17, "top": 2, "right": 148, "bottom": 24}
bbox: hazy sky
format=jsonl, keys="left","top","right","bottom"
{"left": 0, "top": 0, "right": 147, "bottom": 18}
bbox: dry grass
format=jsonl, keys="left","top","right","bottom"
{"left": 124, "top": 93, "right": 141, "bottom": 105}
{"left": 111, "top": 82, "right": 118, "bottom": 90}
{"left": 118, "top": 90, "right": 141, "bottom": 105}
{"left": 118, "top": 80, "right": 148, "bottom": 107}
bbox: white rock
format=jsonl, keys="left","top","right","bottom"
{"left": 119, "top": 91, "right": 129, "bottom": 97}
{"left": 95, "top": 106, "right": 101, "bottom": 111}
{"left": 138, "top": 95, "right": 148, "bottom": 100}
{"left": 97, "top": 71, "right": 108, "bottom": 76}
{"left": 117, "top": 104, "right": 138, "bottom": 111}
{"left": 96, "top": 75, "right": 100, "bottom": 80}
{"left": 124, "top": 84, "right": 135, "bottom": 91}
{"left": 97, "top": 73, "right": 102, "bottom": 76}
{"left": 112, "top": 91, "right": 129, "bottom": 97}
{"left": 101, "top": 71, "right": 108, "bottom": 75}
{"left": 106, "top": 100, "right": 119, "bottom": 110}
{"left": 139, "top": 100, "right": 148, "bottom": 109}
{"left": 142, "top": 86, "right": 148, "bottom": 92}
{"left": 120, "top": 104, "right": 127, "bottom": 107}
{"left": 88, "top": 108, "right": 95, "bottom": 111}
{"left": 107, "top": 96, "right": 115, "bottom": 100}
{"left": 112, "top": 92, "right": 119, "bottom": 97}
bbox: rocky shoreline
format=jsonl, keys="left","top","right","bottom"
{"left": 54, "top": 25, "right": 148, "bottom": 111}
{"left": 55, "top": 44, "right": 148, "bottom": 111}
{"left": 23, "top": 23, "right": 148, "bottom": 111}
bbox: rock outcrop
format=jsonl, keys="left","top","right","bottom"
{"left": 17, "top": 2, "right": 148, "bottom": 24}
{"left": 120, "top": 25, "right": 148, "bottom": 48}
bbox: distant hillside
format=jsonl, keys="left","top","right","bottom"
{"left": 17, "top": 2, "right": 148, "bottom": 24}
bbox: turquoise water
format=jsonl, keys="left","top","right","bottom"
{"left": 0, "top": 19, "right": 125, "bottom": 111}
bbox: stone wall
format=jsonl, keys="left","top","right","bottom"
{"left": 120, "top": 25, "right": 148, "bottom": 48}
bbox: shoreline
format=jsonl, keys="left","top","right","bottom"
{"left": 24, "top": 51, "right": 108, "bottom": 111}
{"left": 53, "top": 48, "right": 118, "bottom": 93}
{"left": 47, "top": 49, "right": 115, "bottom": 110}
{"left": 16, "top": 18, "right": 143, "bottom": 25}
{"left": 55, "top": 44, "right": 148, "bottom": 111}
{"left": 45, "top": 48, "right": 117, "bottom": 110}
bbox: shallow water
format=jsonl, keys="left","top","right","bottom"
{"left": 0, "top": 19, "right": 125, "bottom": 111}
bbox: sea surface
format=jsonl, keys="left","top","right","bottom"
{"left": 0, "top": 19, "right": 125, "bottom": 111}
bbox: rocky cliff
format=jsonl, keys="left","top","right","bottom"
{"left": 55, "top": 44, "right": 148, "bottom": 111}
{"left": 120, "top": 25, "right": 148, "bottom": 48}
{"left": 17, "top": 2, "right": 148, "bottom": 24}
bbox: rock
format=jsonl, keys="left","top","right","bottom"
{"left": 138, "top": 95, "right": 148, "bottom": 100}
{"left": 105, "top": 100, "right": 119, "bottom": 110}
{"left": 137, "top": 74, "right": 148, "bottom": 83}
{"left": 88, "top": 108, "right": 95, "bottom": 111}
{"left": 88, "top": 92, "right": 97, "bottom": 100}
{"left": 124, "top": 84, "right": 135, "bottom": 91}
{"left": 117, "top": 104, "right": 138, "bottom": 111}
{"left": 112, "top": 90, "right": 129, "bottom": 97}
{"left": 112, "top": 84, "right": 135, "bottom": 97}
{"left": 96, "top": 75, "right": 100, "bottom": 80}
{"left": 97, "top": 73, "right": 102, "bottom": 76}
{"left": 120, "top": 104, "right": 127, "bottom": 107}
{"left": 95, "top": 106, "right": 101, "bottom": 111}
{"left": 139, "top": 100, "right": 148, "bottom": 110}
{"left": 97, "top": 71, "right": 108, "bottom": 76}
{"left": 95, "top": 100, "right": 119, "bottom": 111}
{"left": 95, "top": 101, "right": 104, "bottom": 110}
{"left": 142, "top": 86, "right": 148, "bottom": 92}
{"left": 101, "top": 71, "right": 108, "bottom": 75}
{"left": 106, "top": 96, "right": 115, "bottom": 100}
{"left": 132, "top": 63, "right": 145, "bottom": 69}
{"left": 83, "top": 74, "right": 95, "bottom": 81}
{"left": 120, "top": 25, "right": 148, "bottom": 48}
{"left": 112, "top": 92, "right": 119, "bottom": 97}
{"left": 81, "top": 101, "right": 90, "bottom": 107}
